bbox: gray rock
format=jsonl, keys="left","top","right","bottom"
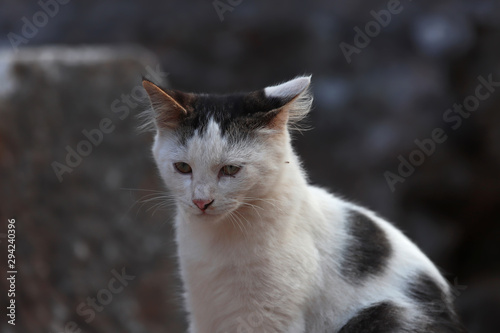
{"left": 0, "top": 46, "right": 185, "bottom": 333}
{"left": 411, "top": 13, "right": 475, "bottom": 58}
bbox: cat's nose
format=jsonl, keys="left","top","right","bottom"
{"left": 193, "top": 199, "right": 214, "bottom": 211}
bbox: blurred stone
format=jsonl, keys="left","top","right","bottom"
{"left": 314, "top": 76, "right": 353, "bottom": 110}
{"left": 0, "top": 46, "right": 184, "bottom": 333}
{"left": 470, "top": 0, "right": 500, "bottom": 28}
{"left": 411, "top": 13, "right": 475, "bottom": 58}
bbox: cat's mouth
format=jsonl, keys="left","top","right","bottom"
{"left": 187, "top": 205, "right": 221, "bottom": 217}
{"left": 186, "top": 203, "right": 240, "bottom": 219}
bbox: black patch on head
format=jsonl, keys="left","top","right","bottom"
{"left": 339, "top": 302, "right": 402, "bottom": 333}
{"left": 340, "top": 209, "right": 392, "bottom": 283}
{"left": 406, "top": 272, "right": 467, "bottom": 333}
{"left": 174, "top": 90, "right": 286, "bottom": 144}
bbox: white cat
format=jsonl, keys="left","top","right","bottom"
{"left": 142, "top": 76, "right": 465, "bottom": 333}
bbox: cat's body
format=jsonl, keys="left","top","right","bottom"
{"left": 142, "top": 76, "right": 465, "bottom": 333}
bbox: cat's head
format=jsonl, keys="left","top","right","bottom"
{"left": 142, "top": 76, "right": 312, "bottom": 221}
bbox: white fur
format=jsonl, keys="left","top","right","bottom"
{"left": 264, "top": 76, "right": 314, "bottom": 132}
{"left": 151, "top": 78, "right": 451, "bottom": 333}
{"left": 264, "top": 75, "right": 312, "bottom": 99}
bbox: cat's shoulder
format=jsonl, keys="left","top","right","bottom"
{"left": 307, "top": 185, "right": 448, "bottom": 286}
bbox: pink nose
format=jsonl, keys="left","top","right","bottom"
{"left": 193, "top": 199, "right": 214, "bottom": 211}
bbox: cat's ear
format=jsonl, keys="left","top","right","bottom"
{"left": 263, "top": 75, "right": 313, "bottom": 131}
{"left": 142, "top": 79, "right": 191, "bottom": 130}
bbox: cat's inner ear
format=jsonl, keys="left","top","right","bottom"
{"left": 262, "top": 75, "right": 312, "bottom": 130}
{"left": 142, "top": 80, "right": 191, "bottom": 129}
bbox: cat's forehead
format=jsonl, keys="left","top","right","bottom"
{"left": 181, "top": 118, "right": 254, "bottom": 164}
{"left": 174, "top": 91, "right": 283, "bottom": 144}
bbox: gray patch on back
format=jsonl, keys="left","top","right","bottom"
{"left": 405, "top": 272, "right": 466, "bottom": 332}
{"left": 340, "top": 209, "right": 392, "bottom": 283}
{"left": 338, "top": 301, "right": 402, "bottom": 333}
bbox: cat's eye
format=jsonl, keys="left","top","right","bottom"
{"left": 220, "top": 165, "right": 241, "bottom": 177}
{"left": 174, "top": 162, "right": 192, "bottom": 174}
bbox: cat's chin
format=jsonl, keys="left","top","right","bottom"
{"left": 183, "top": 207, "right": 240, "bottom": 224}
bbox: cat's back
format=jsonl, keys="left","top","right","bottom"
{"left": 305, "top": 186, "right": 465, "bottom": 332}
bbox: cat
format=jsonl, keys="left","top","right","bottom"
{"left": 141, "top": 75, "right": 466, "bottom": 333}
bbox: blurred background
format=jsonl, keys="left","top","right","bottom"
{"left": 0, "top": 0, "right": 499, "bottom": 332}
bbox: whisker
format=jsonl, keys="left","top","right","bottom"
{"left": 120, "top": 187, "right": 166, "bottom": 193}
{"left": 233, "top": 210, "right": 249, "bottom": 237}
{"left": 147, "top": 200, "right": 176, "bottom": 216}
{"left": 228, "top": 211, "right": 244, "bottom": 234}
{"left": 243, "top": 196, "right": 285, "bottom": 214}
{"left": 121, "top": 188, "right": 177, "bottom": 217}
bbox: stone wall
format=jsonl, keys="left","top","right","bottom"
{"left": 0, "top": 46, "right": 186, "bottom": 333}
